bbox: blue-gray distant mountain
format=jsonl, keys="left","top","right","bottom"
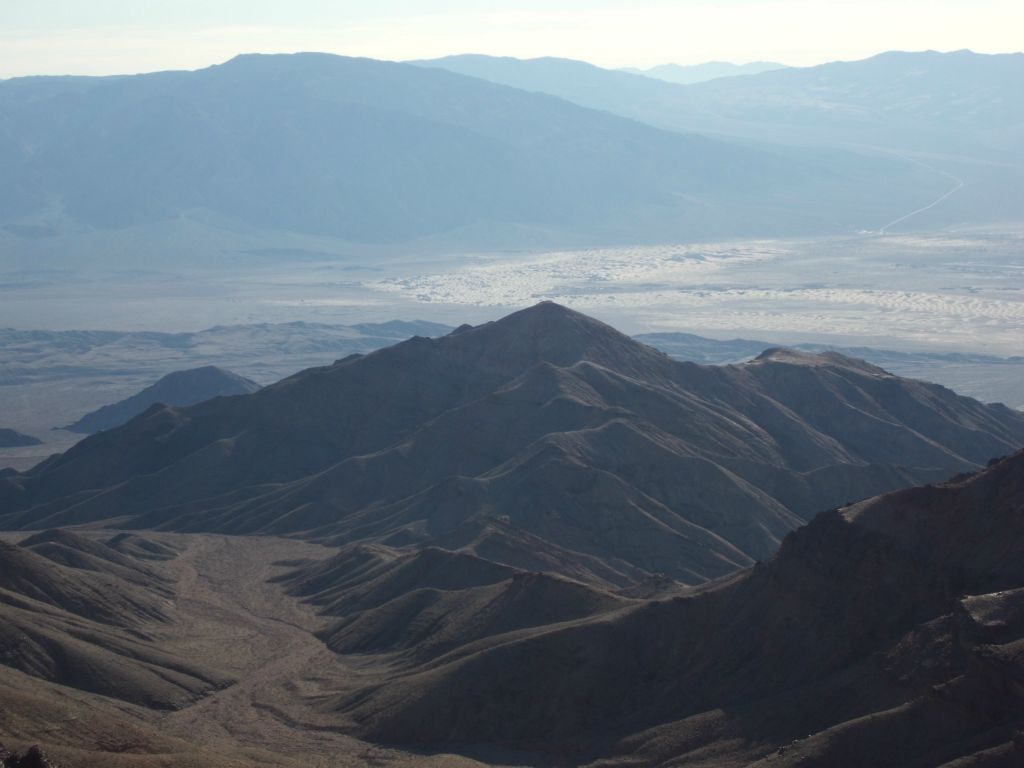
{"left": 64, "top": 365, "right": 260, "bottom": 434}
{"left": 417, "top": 50, "right": 1024, "bottom": 226}
{"left": 623, "top": 61, "right": 787, "bottom": 84}
{"left": 417, "top": 51, "right": 1023, "bottom": 157}
{"left": 0, "top": 428, "right": 41, "bottom": 448}
{"left": 0, "top": 53, "right": 953, "bottom": 264}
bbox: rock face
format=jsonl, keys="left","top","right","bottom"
{"left": 346, "top": 451, "right": 1024, "bottom": 766}
{"left": 63, "top": 365, "right": 260, "bottom": 434}
{"left": 3, "top": 303, "right": 1023, "bottom": 587}
{"left": 0, "top": 430, "right": 40, "bottom": 448}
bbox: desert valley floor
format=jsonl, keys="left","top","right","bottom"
{"left": 0, "top": 531, "right": 512, "bottom": 768}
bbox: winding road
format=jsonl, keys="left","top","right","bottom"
{"left": 878, "top": 154, "right": 965, "bottom": 235}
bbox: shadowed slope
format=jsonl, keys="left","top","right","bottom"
{"left": 2, "top": 303, "right": 1022, "bottom": 587}
{"left": 279, "top": 544, "right": 627, "bottom": 664}
{"left": 345, "top": 451, "right": 1024, "bottom": 766}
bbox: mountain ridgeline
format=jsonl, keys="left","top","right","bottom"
{"left": 1, "top": 304, "right": 1024, "bottom": 767}
{"left": 0, "top": 51, "right": 983, "bottom": 265}
{"left": 417, "top": 50, "right": 1024, "bottom": 227}
{"left": 3, "top": 303, "right": 1022, "bottom": 588}
{"left": 417, "top": 50, "right": 1024, "bottom": 160}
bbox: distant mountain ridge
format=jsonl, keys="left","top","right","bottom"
{"left": 417, "top": 50, "right": 1024, "bottom": 227}
{"left": 0, "top": 51, "right": 965, "bottom": 268}
{"left": 418, "top": 50, "right": 1024, "bottom": 156}
{"left": 0, "top": 52, "right": 806, "bottom": 251}
{"left": 3, "top": 303, "right": 1022, "bottom": 587}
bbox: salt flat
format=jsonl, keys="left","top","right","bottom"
{"left": 2, "top": 230, "right": 1021, "bottom": 354}
{"left": 368, "top": 230, "right": 1024, "bottom": 355}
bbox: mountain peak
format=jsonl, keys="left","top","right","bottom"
{"left": 486, "top": 301, "right": 620, "bottom": 339}
{"left": 450, "top": 302, "right": 668, "bottom": 378}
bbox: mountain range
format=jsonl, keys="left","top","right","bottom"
{"left": 3, "top": 303, "right": 1022, "bottom": 587}
{"left": 0, "top": 51, "right": 978, "bottom": 268}
{"left": 3, "top": 451, "right": 1022, "bottom": 766}
{"left": 419, "top": 50, "right": 1024, "bottom": 158}
{"left": 1, "top": 304, "right": 1024, "bottom": 766}
{"left": 418, "top": 50, "right": 1024, "bottom": 227}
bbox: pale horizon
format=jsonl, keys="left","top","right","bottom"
{"left": 7, "top": 47, "right": 1024, "bottom": 81}
{"left": 3, "top": 0, "right": 1023, "bottom": 78}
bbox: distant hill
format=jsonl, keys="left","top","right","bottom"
{"left": 0, "top": 52, "right": 955, "bottom": 267}
{"left": 0, "top": 429, "right": 40, "bottom": 448}
{"left": 63, "top": 365, "right": 260, "bottom": 434}
{"left": 624, "top": 60, "right": 787, "bottom": 84}
{"left": 4, "top": 303, "right": 1022, "bottom": 587}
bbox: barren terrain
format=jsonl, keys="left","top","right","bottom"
{"left": 0, "top": 531, "right": 511, "bottom": 768}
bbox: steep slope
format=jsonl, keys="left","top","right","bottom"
{"left": 63, "top": 365, "right": 261, "bottom": 434}
{"left": 2, "top": 303, "right": 1021, "bottom": 589}
{"left": 346, "top": 451, "right": 1024, "bottom": 766}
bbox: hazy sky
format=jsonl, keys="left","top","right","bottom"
{"left": 2, "top": 0, "right": 1022, "bottom": 78}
